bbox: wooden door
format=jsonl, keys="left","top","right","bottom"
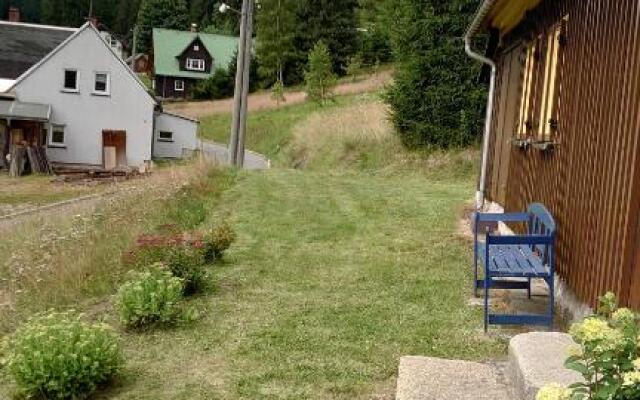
{"left": 102, "top": 130, "right": 126, "bottom": 169}
{"left": 491, "top": 45, "right": 523, "bottom": 205}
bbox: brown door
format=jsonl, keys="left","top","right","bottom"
{"left": 102, "top": 130, "right": 126, "bottom": 169}
{"left": 491, "top": 45, "right": 523, "bottom": 205}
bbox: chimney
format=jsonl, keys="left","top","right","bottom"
{"left": 8, "top": 6, "right": 20, "bottom": 23}
{"left": 190, "top": 23, "right": 198, "bottom": 32}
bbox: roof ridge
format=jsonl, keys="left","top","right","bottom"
{"left": 0, "top": 20, "right": 77, "bottom": 32}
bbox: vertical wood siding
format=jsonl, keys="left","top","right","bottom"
{"left": 487, "top": 0, "right": 640, "bottom": 309}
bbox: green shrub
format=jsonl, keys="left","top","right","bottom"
{"left": 538, "top": 292, "right": 640, "bottom": 400}
{"left": 203, "top": 223, "right": 237, "bottom": 262}
{"left": 1, "top": 311, "right": 122, "bottom": 399}
{"left": 345, "top": 54, "right": 363, "bottom": 82}
{"left": 385, "top": 0, "right": 486, "bottom": 148}
{"left": 166, "top": 246, "right": 207, "bottom": 294}
{"left": 114, "top": 266, "right": 184, "bottom": 328}
{"left": 305, "top": 41, "right": 338, "bottom": 103}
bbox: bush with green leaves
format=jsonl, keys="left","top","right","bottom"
{"left": 203, "top": 222, "right": 237, "bottom": 263}
{"left": 385, "top": 0, "right": 486, "bottom": 148}
{"left": 304, "top": 40, "right": 338, "bottom": 103}
{"left": 114, "top": 265, "right": 184, "bottom": 328}
{"left": 166, "top": 246, "right": 208, "bottom": 294}
{"left": 346, "top": 54, "right": 363, "bottom": 82}
{"left": 537, "top": 292, "right": 640, "bottom": 400}
{"left": 1, "top": 312, "right": 122, "bottom": 399}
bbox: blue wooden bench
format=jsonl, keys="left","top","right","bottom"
{"left": 473, "top": 203, "right": 556, "bottom": 332}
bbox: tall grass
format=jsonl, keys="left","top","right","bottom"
{"left": 0, "top": 162, "right": 235, "bottom": 333}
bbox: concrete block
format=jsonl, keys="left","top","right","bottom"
{"left": 508, "top": 332, "right": 582, "bottom": 400}
{"left": 396, "top": 356, "right": 511, "bottom": 400}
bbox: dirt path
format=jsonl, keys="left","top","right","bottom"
{"left": 164, "top": 69, "right": 393, "bottom": 119}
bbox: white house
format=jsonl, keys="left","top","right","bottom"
{"left": 154, "top": 112, "right": 200, "bottom": 159}
{"left": 0, "top": 20, "right": 199, "bottom": 173}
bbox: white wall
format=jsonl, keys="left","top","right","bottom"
{"left": 153, "top": 112, "right": 199, "bottom": 159}
{"left": 13, "top": 26, "right": 156, "bottom": 167}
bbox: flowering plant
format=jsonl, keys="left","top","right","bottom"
{"left": 114, "top": 265, "right": 184, "bottom": 328}
{"left": 0, "top": 311, "right": 122, "bottom": 399}
{"left": 537, "top": 292, "right": 640, "bottom": 400}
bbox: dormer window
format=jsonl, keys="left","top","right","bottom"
{"left": 186, "top": 58, "right": 205, "bottom": 71}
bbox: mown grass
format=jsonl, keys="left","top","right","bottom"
{"left": 1, "top": 94, "right": 501, "bottom": 399}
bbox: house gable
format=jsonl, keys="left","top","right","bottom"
{"left": 152, "top": 28, "right": 238, "bottom": 80}
{"left": 177, "top": 37, "right": 213, "bottom": 74}
{"left": 11, "top": 22, "right": 156, "bottom": 167}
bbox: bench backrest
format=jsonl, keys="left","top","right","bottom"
{"left": 527, "top": 203, "right": 556, "bottom": 261}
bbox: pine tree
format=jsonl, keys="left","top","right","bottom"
{"left": 255, "top": 0, "right": 296, "bottom": 86}
{"left": 292, "top": 0, "right": 359, "bottom": 80}
{"left": 136, "top": 0, "right": 189, "bottom": 53}
{"left": 385, "top": 0, "right": 486, "bottom": 148}
{"left": 304, "top": 41, "right": 337, "bottom": 103}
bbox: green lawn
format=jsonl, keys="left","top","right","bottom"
{"left": 1, "top": 94, "right": 503, "bottom": 399}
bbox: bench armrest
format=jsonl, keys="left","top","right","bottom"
{"left": 473, "top": 212, "right": 530, "bottom": 240}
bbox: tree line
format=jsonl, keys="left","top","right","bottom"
{"left": 1, "top": 0, "right": 487, "bottom": 149}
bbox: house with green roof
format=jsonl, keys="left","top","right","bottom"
{"left": 152, "top": 28, "right": 238, "bottom": 99}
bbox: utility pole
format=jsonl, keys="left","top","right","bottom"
{"left": 235, "top": 0, "right": 254, "bottom": 168}
{"left": 131, "top": 25, "right": 138, "bottom": 70}
{"left": 228, "top": 0, "right": 255, "bottom": 167}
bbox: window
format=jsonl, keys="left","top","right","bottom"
{"left": 186, "top": 58, "right": 205, "bottom": 71}
{"left": 49, "top": 125, "right": 65, "bottom": 147}
{"left": 94, "top": 72, "right": 110, "bottom": 95}
{"left": 158, "top": 131, "right": 173, "bottom": 142}
{"left": 194, "top": 44, "right": 200, "bottom": 51}
{"left": 537, "top": 17, "right": 567, "bottom": 141}
{"left": 110, "top": 37, "right": 118, "bottom": 47}
{"left": 175, "top": 80, "right": 185, "bottom": 92}
{"left": 63, "top": 69, "right": 78, "bottom": 92}
{"left": 515, "top": 15, "right": 568, "bottom": 143}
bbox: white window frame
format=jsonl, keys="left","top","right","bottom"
{"left": 49, "top": 124, "right": 66, "bottom": 147}
{"left": 62, "top": 69, "right": 79, "bottom": 93}
{"left": 175, "top": 80, "right": 185, "bottom": 92}
{"left": 93, "top": 72, "right": 110, "bottom": 96}
{"left": 194, "top": 44, "right": 200, "bottom": 51}
{"left": 158, "top": 131, "right": 174, "bottom": 142}
{"left": 186, "top": 58, "right": 205, "bottom": 71}
{"left": 110, "top": 37, "right": 119, "bottom": 48}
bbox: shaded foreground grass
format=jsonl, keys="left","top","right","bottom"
{"left": 93, "top": 168, "right": 504, "bottom": 399}
{"left": 1, "top": 95, "right": 503, "bottom": 399}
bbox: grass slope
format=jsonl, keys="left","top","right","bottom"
{"left": 1, "top": 93, "right": 502, "bottom": 399}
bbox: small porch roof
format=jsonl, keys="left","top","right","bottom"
{"left": 0, "top": 98, "right": 51, "bottom": 122}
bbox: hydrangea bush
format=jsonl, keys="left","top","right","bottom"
{"left": 0, "top": 311, "right": 122, "bottom": 399}
{"left": 537, "top": 292, "right": 640, "bottom": 400}
{"left": 114, "top": 265, "right": 184, "bottom": 328}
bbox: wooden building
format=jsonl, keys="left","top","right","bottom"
{"left": 467, "top": 0, "right": 640, "bottom": 309}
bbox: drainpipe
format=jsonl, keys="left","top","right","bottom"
{"left": 465, "top": 0, "right": 497, "bottom": 210}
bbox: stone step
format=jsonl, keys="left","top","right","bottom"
{"left": 508, "top": 332, "right": 582, "bottom": 400}
{"left": 395, "top": 357, "right": 512, "bottom": 400}
{"left": 396, "top": 332, "right": 581, "bottom": 400}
